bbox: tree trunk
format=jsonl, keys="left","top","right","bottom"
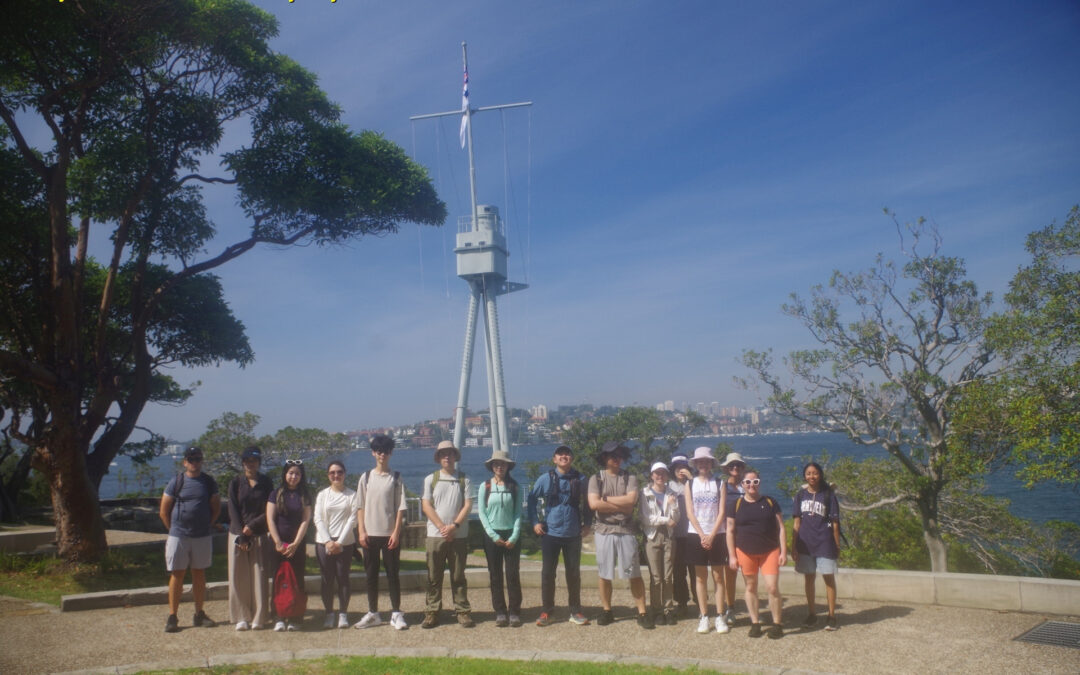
{"left": 35, "top": 428, "right": 108, "bottom": 562}
{"left": 915, "top": 492, "right": 948, "bottom": 572}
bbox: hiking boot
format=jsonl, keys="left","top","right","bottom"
{"left": 193, "top": 610, "right": 215, "bottom": 628}
{"left": 768, "top": 623, "right": 784, "bottom": 639}
{"left": 715, "top": 615, "right": 730, "bottom": 634}
{"left": 802, "top": 613, "right": 817, "bottom": 628}
{"left": 825, "top": 615, "right": 839, "bottom": 631}
{"left": 495, "top": 613, "right": 509, "bottom": 627}
{"left": 165, "top": 614, "right": 180, "bottom": 633}
{"left": 509, "top": 614, "right": 522, "bottom": 627}
{"left": 354, "top": 611, "right": 382, "bottom": 629}
{"left": 568, "top": 612, "right": 589, "bottom": 625}
{"left": 457, "top": 613, "right": 475, "bottom": 628}
{"left": 596, "top": 609, "right": 615, "bottom": 626}
{"left": 390, "top": 612, "right": 409, "bottom": 630}
{"left": 536, "top": 612, "right": 552, "bottom": 627}
{"left": 421, "top": 613, "right": 439, "bottom": 629}
{"left": 748, "top": 622, "right": 763, "bottom": 638}
{"left": 637, "top": 612, "right": 655, "bottom": 629}
{"left": 697, "top": 615, "right": 711, "bottom": 634}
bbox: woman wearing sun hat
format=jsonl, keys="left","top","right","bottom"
{"left": 683, "top": 446, "right": 730, "bottom": 635}
{"left": 478, "top": 449, "right": 524, "bottom": 627}
{"left": 718, "top": 451, "right": 747, "bottom": 627}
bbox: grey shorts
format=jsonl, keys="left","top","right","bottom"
{"left": 165, "top": 535, "right": 213, "bottom": 571}
{"left": 795, "top": 554, "right": 838, "bottom": 576}
{"left": 594, "top": 531, "right": 641, "bottom": 580}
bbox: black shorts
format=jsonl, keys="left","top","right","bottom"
{"left": 684, "top": 533, "right": 728, "bottom": 567}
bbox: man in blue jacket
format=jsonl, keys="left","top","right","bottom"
{"left": 527, "top": 445, "right": 592, "bottom": 626}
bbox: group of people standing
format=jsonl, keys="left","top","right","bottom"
{"left": 159, "top": 438, "right": 842, "bottom": 639}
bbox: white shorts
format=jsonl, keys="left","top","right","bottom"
{"left": 594, "top": 532, "right": 641, "bottom": 580}
{"left": 795, "top": 554, "right": 838, "bottom": 576}
{"left": 165, "top": 535, "right": 213, "bottom": 571}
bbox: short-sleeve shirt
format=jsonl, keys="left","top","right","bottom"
{"left": 164, "top": 472, "right": 218, "bottom": 538}
{"left": 422, "top": 470, "right": 472, "bottom": 539}
{"left": 732, "top": 495, "right": 782, "bottom": 555}
{"left": 357, "top": 470, "right": 408, "bottom": 537}
{"left": 793, "top": 487, "right": 840, "bottom": 559}
{"left": 687, "top": 476, "right": 724, "bottom": 535}
{"left": 269, "top": 488, "right": 307, "bottom": 543}
{"left": 588, "top": 470, "right": 638, "bottom": 535}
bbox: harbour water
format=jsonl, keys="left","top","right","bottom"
{"left": 100, "top": 431, "right": 1078, "bottom": 527}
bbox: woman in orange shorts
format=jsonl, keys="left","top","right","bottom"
{"left": 726, "top": 469, "right": 786, "bottom": 639}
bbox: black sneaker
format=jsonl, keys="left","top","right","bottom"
{"left": 193, "top": 610, "right": 216, "bottom": 628}
{"left": 825, "top": 616, "right": 839, "bottom": 631}
{"left": 663, "top": 611, "right": 676, "bottom": 625}
{"left": 596, "top": 609, "right": 615, "bottom": 626}
{"left": 637, "top": 613, "right": 655, "bottom": 630}
{"left": 802, "top": 613, "right": 817, "bottom": 628}
{"left": 748, "top": 622, "right": 763, "bottom": 638}
{"left": 768, "top": 623, "right": 784, "bottom": 639}
{"left": 165, "top": 614, "right": 180, "bottom": 633}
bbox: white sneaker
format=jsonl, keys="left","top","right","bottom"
{"left": 697, "top": 615, "right": 711, "bottom": 634}
{"left": 354, "top": 611, "right": 382, "bottom": 629}
{"left": 286, "top": 620, "right": 299, "bottom": 631}
{"left": 235, "top": 620, "right": 249, "bottom": 631}
{"left": 390, "top": 611, "right": 408, "bottom": 630}
{"left": 322, "top": 614, "right": 335, "bottom": 629}
{"left": 273, "top": 620, "right": 286, "bottom": 632}
{"left": 338, "top": 613, "right": 350, "bottom": 629}
{"left": 715, "top": 616, "right": 730, "bottom": 634}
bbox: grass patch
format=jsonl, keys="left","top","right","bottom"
{"left": 0, "top": 548, "right": 228, "bottom": 605}
{"left": 156, "top": 655, "right": 718, "bottom": 674}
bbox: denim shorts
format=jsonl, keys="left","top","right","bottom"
{"left": 795, "top": 554, "right": 838, "bottom": 575}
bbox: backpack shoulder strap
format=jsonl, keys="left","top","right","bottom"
{"left": 735, "top": 496, "right": 744, "bottom": 513}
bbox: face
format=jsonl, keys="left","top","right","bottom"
{"left": 672, "top": 463, "right": 690, "bottom": 481}
{"left": 693, "top": 458, "right": 712, "bottom": 475}
{"left": 804, "top": 465, "right": 822, "bottom": 489}
{"left": 285, "top": 466, "right": 302, "bottom": 488}
{"left": 651, "top": 470, "right": 669, "bottom": 487}
{"left": 726, "top": 462, "right": 745, "bottom": 480}
{"left": 327, "top": 464, "right": 345, "bottom": 485}
{"left": 372, "top": 447, "right": 391, "bottom": 463}
{"left": 438, "top": 451, "right": 455, "bottom": 470}
{"left": 605, "top": 454, "right": 622, "bottom": 472}
{"left": 491, "top": 460, "right": 507, "bottom": 477}
{"left": 184, "top": 454, "right": 203, "bottom": 473}
{"left": 242, "top": 457, "right": 260, "bottom": 474}
{"left": 742, "top": 472, "right": 761, "bottom": 496}
{"left": 553, "top": 451, "right": 572, "bottom": 470}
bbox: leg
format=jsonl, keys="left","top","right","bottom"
{"left": 672, "top": 536, "right": 690, "bottom": 608}
{"left": 724, "top": 564, "right": 738, "bottom": 611}
{"left": 694, "top": 566, "right": 710, "bottom": 617}
{"left": 448, "top": 537, "right": 471, "bottom": 613}
{"left": 823, "top": 573, "right": 837, "bottom": 618}
{"left": 711, "top": 566, "right": 725, "bottom": 617}
{"left": 505, "top": 539, "right": 522, "bottom": 615}
{"left": 539, "top": 534, "right": 560, "bottom": 614}
{"left": 743, "top": 572, "right": 760, "bottom": 624}
{"left": 252, "top": 535, "right": 270, "bottom": 627}
{"left": 424, "top": 537, "right": 445, "bottom": 614}
{"left": 337, "top": 544, "right": 355, "bottom": 613}
{"left": 191, "top": 567, "right": 207, "bottom": 612}
{"left": 598, "top": 578, "right": 613, "bottom": 611}
{"left": 168, "top": 569, "right": 186, "bottom": 616}
{"left": 383, "top": 543, "right": 402, "bottom": 612}
{"left": 564, "top": 536, "right": 583, "bottom": 614}
{"left": 362, "top": 538, "right": 383, "bottom": 613}
{"left": 316, "top": 543, "right": 335, "bottom": 612}
{"left": 804, "top": 572, "right": 818, "bottom": 618}
{"left": 764, "top": 574, "right": 782, "bottom": 624}
{"left": 483, "top": 532, "right": 508, "bottom": 614}
{"left": 228, "top": 540, "right": 249, "bottom": 623}
{"left": 644, "top": 537, "right": 664, "bottom": 614}
{"left": 660, "top": 537, "right": 675, "bottom": 613}
{"left": 629, "top": 577, "right": 648, "bottom": 613}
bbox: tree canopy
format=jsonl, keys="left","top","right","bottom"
{"left": 0, "top": 0, "right": 445, "bottom": 560}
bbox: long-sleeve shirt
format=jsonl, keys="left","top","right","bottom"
{"left": 478, "top": 479, "right": 523, "bottom": 545}
{"left": 527, "top": 468, "right": 592, "bottom": 538}
{"left": 314, "top": 487, "right": 358, "bottom": 545}
{"left": 227, "top": 473, "right": 272, "bottom": 537}
{"left": 639, "top": 484, "right": 681, "bottom": 540}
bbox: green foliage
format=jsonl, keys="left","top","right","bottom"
{"left": 560, "top": 407, "right": 706, "bottom": 477}
{"left": 954, "top": 205, "right": 1080, "bottom": 488}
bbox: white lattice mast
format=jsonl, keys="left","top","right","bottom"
{"left": 410, "top": 42, "right": 530, "bottom": 452}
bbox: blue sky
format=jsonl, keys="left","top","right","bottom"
{"left": 136, "top": 0, "right": 1080, "bottom": 440}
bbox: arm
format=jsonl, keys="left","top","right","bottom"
{"left": 726, "top": 517, "right": 737, "bottom": 569}
{"left": 707, "top": 481, "right": 726, "bottom": 538}
{"left": 388, "top": 504, "right": 405, "bottom": 550}
{"left": 159, "top": 493, "right": 175, "bottom": 531}
{"left": 356, "top": 480, "right": 368, "bottom": 548}
{"left": 776, "top": 512, "right": 787, "bottom": 566}
{"left": 245, "top": 476, "right": 270, "bottom": 534}
{"left": 267, "top": 500, "right": 282, "bottom": 549}
{"left": 339, "top": 492, "right": 358, "bottom": 550}
{"left": 286, "top": 505, "right": 312, "bottom": 558}
{"left": 667, "top": 489, "right": 681, "bottom": 528}
{"left": 830, "top": 491, "right": 842, "bottom": 550}
{"left": 450, "top": 495, "right": 472, "bottom": 538}
{"left": 791, "top": 515, "right": 801, "bottom": 561}
{"left": 527, "top": 477, "right": 543, "bottom": 535}
{"left": 209, "top": 493, "right": 222, "bottom": 530}
{"left": 313, "top": 490, "right": 331, "bottom": 543}
{"left": 478, "top": 482, "right": 499, "bottom": 541}
{"left": 508, "top": 486, "right": 523, "bottom": 547}
{"left": 227, "top": 479, "right": 242, "bottom": 534}
{"left": 685, "top": 481, "right": 705, "bottom": 538}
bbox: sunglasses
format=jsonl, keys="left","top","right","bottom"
{"left": 328, "top": 469, "right": 344, "bottom": 475}
{"left": 187, "top": 456, "right": 203, "bottom": 463}
{"left": 373, "top": 449, "right": 392, "bottom": 455}
{"left": 743, "top": 478, "right": 761, "bottom": 486}
{"left": 285, "top": 459, "right": 304, "bottom": 466}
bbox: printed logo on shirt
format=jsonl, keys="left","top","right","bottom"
{"left": 800, "top": 498, "right": 828, "bottom": 518}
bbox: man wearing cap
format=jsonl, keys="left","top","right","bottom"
{"left": 639, "top": 461, "right": 682, "bottom": 624}
{"left": 526, "top": 445, "right": 592, "bottom": 626}
{"left": 160, "top": 446, "right": 221, "bottom": 633}
{"left": 588, "top": 441, "right": 652, "bottom": 629}
{"left": 421, "top": 440, "right": 474, "bottom": 628}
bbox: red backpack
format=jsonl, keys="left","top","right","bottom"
{"left": 273, "top": 562, "right": 307, "bottom": 619}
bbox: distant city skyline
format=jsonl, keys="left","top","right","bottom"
{"left": 132, "top": 1, "right": 1079, "bottom": 441}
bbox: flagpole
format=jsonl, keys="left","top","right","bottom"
{"left": 462, "top": 41, "right": 479, "bottom": 230}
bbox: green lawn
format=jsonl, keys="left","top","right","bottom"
{"left": 160, "top": 655, "right": 722, "bottom": 674}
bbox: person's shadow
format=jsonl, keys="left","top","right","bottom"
{"left": 794, "top": 603, "right": 913, "bottom": 632}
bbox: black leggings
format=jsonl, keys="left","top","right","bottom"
{"left": 361, "top": 536, "right": 401, "bottom": 612}
{"left": 316, "top": 542, "right": 355, "bottom": 613}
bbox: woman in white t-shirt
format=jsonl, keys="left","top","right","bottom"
{"left": 314, "top": 460, "right": 357, "bottom": 629}
{"left": 683, "top": 446, "right": 730, "bottom": 635}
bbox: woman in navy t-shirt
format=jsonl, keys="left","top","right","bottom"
{"left": 792, "top": 462, "right": 841, "bottom": 631}
{"left": 267, "top": 460, "right": 313, "bottom": 631}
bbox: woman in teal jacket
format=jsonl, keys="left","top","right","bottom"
{"left": 478, "top": 450, "right": 523, "bottom": 627}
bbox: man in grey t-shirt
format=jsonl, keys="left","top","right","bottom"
{"left": 588, "top": 441, "right": 652, "bottom": 628}
{"left": 420, "top": 441, "right": 473, "bottom": 628}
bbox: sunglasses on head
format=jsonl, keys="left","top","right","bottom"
{"left": 743, "top": 478, "right": 761, "bottom": 486}
{"left": 285, "top": 459, "right": 303, "bottom": 466}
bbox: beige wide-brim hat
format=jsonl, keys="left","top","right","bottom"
{"left": 484, "top": 450, "right": 516, "bottom": 472}
{"left": 433, "top": 440, "right": 461, "bottom": 463}
{"left": 719, "top": 452, "right": 746, "bottom": 468}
